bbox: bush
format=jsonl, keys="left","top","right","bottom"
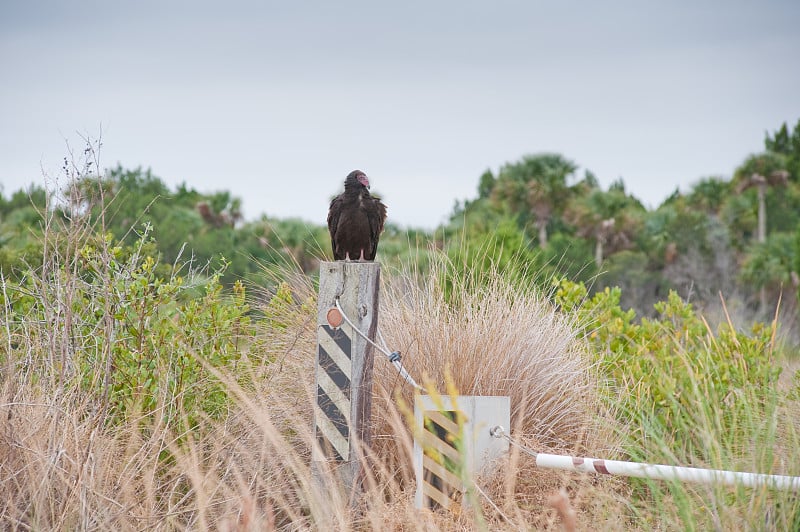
{"left": 556, "top": 279, "right": 799, "bottom": 529}
{"left": 2, "top": 227, "right": 253, "bottom": 430}
{"left": 557, "top": 280, "right": 781, "bottom": 451}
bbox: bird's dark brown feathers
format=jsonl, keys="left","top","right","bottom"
{"left": 327, "top": 170, "right": 387, "bottom": 261}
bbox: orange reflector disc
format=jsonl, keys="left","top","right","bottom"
{"left": 326, "top": 308, "right": 343, "bottom": 328}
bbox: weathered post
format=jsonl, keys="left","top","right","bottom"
{"left": 313, "top": 261, "right": 379, "bottom": 498}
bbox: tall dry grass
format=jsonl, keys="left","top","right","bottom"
{"left": 377, "top": 254, "right": 607, "bottom": 452}
{"left": 1, "top": 225, "right": 624, "bottom": 530}
{"left": 370, "top": 255, "right": 629, "bottom": 528}
{"left": 247, "top": 254, "right": 626, "bottom": 529}
{"left": 0, "top": 142, "right": 624, "bottom": 529}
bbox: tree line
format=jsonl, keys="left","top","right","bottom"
{"left": 447, "top": 119, "right": 800, "bottom": 326}
{"left": 1, "top": 119, "right": 799, "bottom": 335}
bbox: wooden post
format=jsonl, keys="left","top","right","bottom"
{"left": 313, "top": 261, "right": 379, "bottom": 498}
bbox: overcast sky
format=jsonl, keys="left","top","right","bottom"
{"left": 1, "top": 1, "right": 798, "bottom": 229}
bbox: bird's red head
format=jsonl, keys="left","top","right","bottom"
{"left": 345, "top": 170, "right": 370, "bottom": 190}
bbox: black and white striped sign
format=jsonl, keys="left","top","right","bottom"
{"left": 314, "top": 324, "right": 352, "bottom": 462}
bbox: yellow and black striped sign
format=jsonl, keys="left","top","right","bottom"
{"left": 421, "top": 409, "right": 465, "bottom": 510}
{"left": 314, "top": 324, "right": 352, "bottom": 462}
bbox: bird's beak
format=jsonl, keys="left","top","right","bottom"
{"left": 358, "top": 174, "right": 370, "bottom": 189}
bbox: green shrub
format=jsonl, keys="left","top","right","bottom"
{"left": 556, "top": 279, "right": 781, "bottom": 455}
{"left": 556, "top": 278, "right": 799, "bottom": 529}
{"left": 3, "top": 229, "right": 254, "bottom": 430}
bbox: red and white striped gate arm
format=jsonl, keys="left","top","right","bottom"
{"left": 490, "top": 426, "right": 800, "bottom": 491}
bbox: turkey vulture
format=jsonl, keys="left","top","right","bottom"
{"left": 327, "top": 170, "right": 387, "bottom": 261}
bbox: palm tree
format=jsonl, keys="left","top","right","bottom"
{"left": 197, "top": 191, "right": 244, "bottom": 228}
{"left": 765, "top": 119, "right": 800, "bottom": 182}
{"left": 685, "top": 177, "right": 731, "bottom": 217}
{"left": 565, "top": 181, "right": 644, "bottom": 267}
{"left": 734, "top": 153, "right": 789, "bottom": 244}
{"left": 492, "top": 154, "right": 577, "bottom": 248}
{"left": 734, "top": 152, "right": 789, "bottom": 311}
{"left": 740, "top": 233, "right": 797, "bottom": 315}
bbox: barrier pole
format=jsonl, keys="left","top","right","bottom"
{"left": 491, "top": 426, "right": 800, "bottom": 491}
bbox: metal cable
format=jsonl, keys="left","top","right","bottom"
{"left": 334, "top": 298, "right": 424, "bottom": 391}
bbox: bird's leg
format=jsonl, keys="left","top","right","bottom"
{"left": 359, "top": 249, "right": 366, "bottom": 262}
{"left": 344, "top": 252, "right": 351, "bottom": 261}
